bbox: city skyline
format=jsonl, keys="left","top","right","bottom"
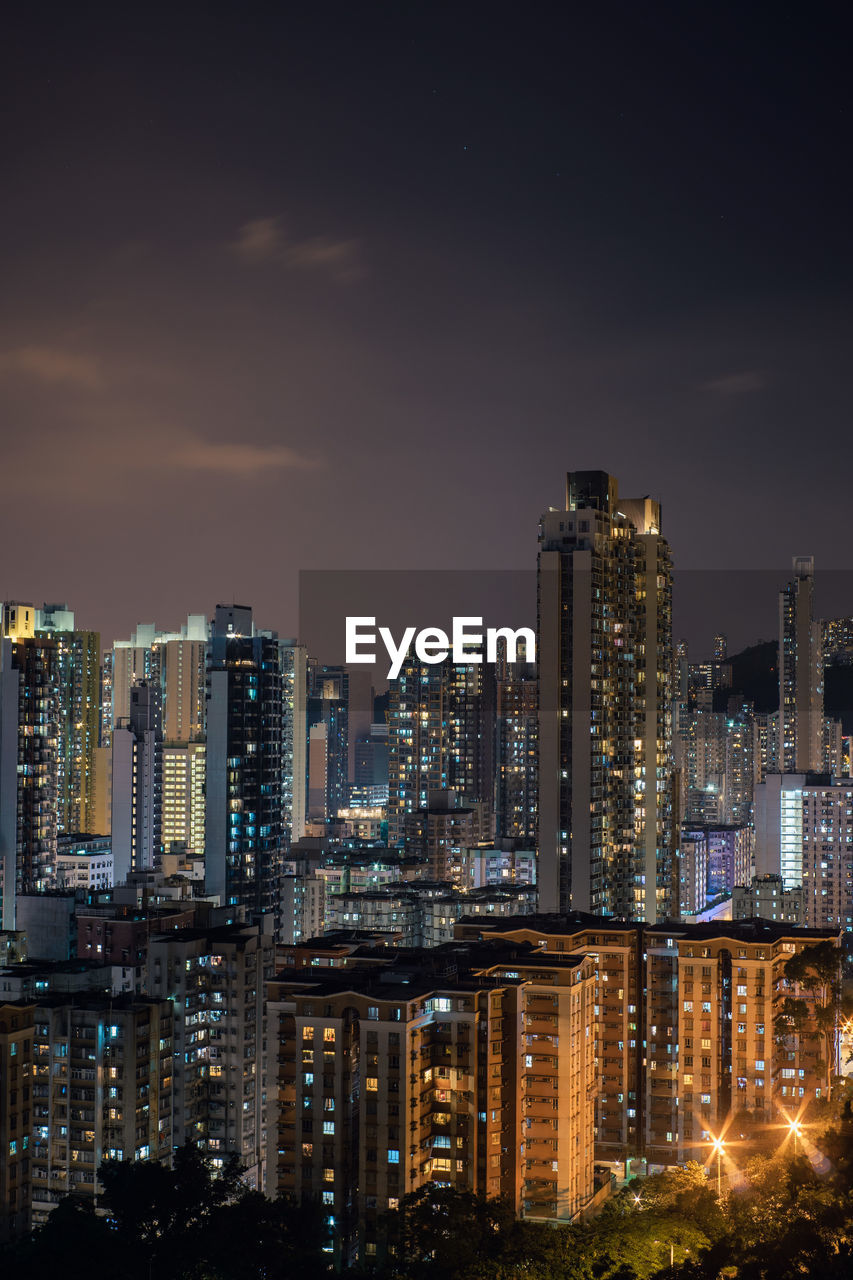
{"left": 2, "top": 6, "right": 853, "bottom": 1268}
{"left": 2, "top": 4, "right": 852, "bottom": 644}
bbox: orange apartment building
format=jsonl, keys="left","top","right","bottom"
{"left": 266, "top": 938, "right": 596, "bottom": 1267}
{"left": 0, "top": 1002, "right": 34, "bottom": 1240}
{"left": 462, "top": 913, "right": 841, "bottom": 1168}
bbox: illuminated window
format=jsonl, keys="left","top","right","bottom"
{"left": 302, "top": 1026, "right": 314, "bottom": 1041}
{"left": 323, "top": 1028, "right": 335, "bottom": 1043}
{"left": 366, "top": 1078, "right": 379, "bottom": 1092}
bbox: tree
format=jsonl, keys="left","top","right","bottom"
{"left": 0, "top": 1144, "right": 329, "bottom": 1280}
{"left": 782, "top": 941, "right": 844, "bottom": 1091}
{"left": 381, "top": 1184, "right": 588, "bottom": 1280}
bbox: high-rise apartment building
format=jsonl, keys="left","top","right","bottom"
{"left": 387, "top": 656, "right": 496, "bottom": 848}
{"left": 307, "top": 666, "right": 348, "bottom": 821}
{"left": 354, "top": 722, "right": 389, "bottom": 802}
{"left": 800, "top": 779, "right": 853, "bottom": 930}
{"left": 495, "top": 643, "right": 538, "bottom": 841}
{"left": 679, "top": 825, "right": 752, "bottom": 915}
{"left": 267, "top": 938, "right": 597, "bottom": 1267}
{"left": 678, "top": 710, "right": 727, "bottom": 824}
{"left": 100, "top": 649, "right": 113, "bottom": 749}
{"left": 753, "top": 711, "right": 780, "bottom": 784}
{"left": 779, "top": 557, "right": 824, "bottom": 772}
{"left": 35, "top": 605, "right": 101, "bottom": 836}
{"left": 111, "top": 682, "right": 163, "bottom": 882}
{"left": 754, "top": 772, "right": 808, "bottom": 890}
{"left": 280, "top": 639, "right": 308, "bottom": 842}
{"left": 823, "top": 614, "right": 853, "bottom": 666}
{"left": 0, "top": 1001, "right": 34, "bottom": 1239}
{"left": 148, "top": 922, "right": 274, "bottom": 1189}
{"left": 111, "top": 615, "right": 208, "bottom": 734}
{"left": 822, "top": 716, "right": 845, "bottom": 777}
{"left": 537, "top": 471, "right": 674, "bottom": 920}
{"left": 464, "top": 914, "right": 840, "bottom": 1167}
{"left": 403, "top": 789, "right": 491, "bottom": 881}
{"left": 205, "top": 605, "right": 284, "bottom": 929}
{"left": 30, "top": 994, "right": 174, "bottom": 1226}
{"left": 0, "top": 608, "right": 59, "bottom": 927}
{"left": 162, "top": 741, "right": 206, "bottom": 858}
{"left": 110, "top": 616, "right": 208, "bottom": 857}
{"left": 161, "top": 633, "right": 207, "bottom": 743}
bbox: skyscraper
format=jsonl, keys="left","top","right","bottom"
{"left": 280, "top": 638, "right": 307, "bottom": 842}
{"left": 205, "top": 605, "right": 284, "bottom": 929}
{"left": 537, "top": 471, "right": 674, "bottom": 920}
{"left": 0, "top": 604, "right": 59, "bottom": 927}
{"left": 111, "top": 682, "right": 163, "bottom": 882}
{"left": 35, "top": 604, "right": 101, "bottom": 836}
{"left": 267, "top": 939, "right": 596, "bottom": 1266}
{"left": 306, "top": 665, "right": 349, "bottom": 822}
{"left": 779, "top": 557, "right": 824, "bottom": 772}
{"left": 387, "top": 655, "right": 496, "bottom": 848}
{"left": 111, "top": 615, "right": 208, "bottom": 734}
{"left": 495, "top": 640, "right": 538, "bottom": 841}
{"left": 162, "top": 740, "right": 206, "bottom": 858}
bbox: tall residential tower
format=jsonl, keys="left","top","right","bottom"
{"left": 779, "top": 557, "right": 824, "bottom": 772}
{"left": 205, "top": 605, "right": 284, "bottom": 930}
{"left": 537, "top": 471, "right": 674, "bottom": 920}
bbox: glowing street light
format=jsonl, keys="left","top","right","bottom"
{"left": 787, "top": 1116, "right": 803, "bottom": 1156}
{"left": 709, "top": 1134, "right": 725, "bottom": 1199}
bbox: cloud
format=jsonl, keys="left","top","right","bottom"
{"left": 166, "top": 435, "right": 321, "bottom": 476}
{"left": 0, "top": 344, "right": 102, "bottom": 389}
{"left": 701, "top": 370, "right": 767, "bottom": 396}
{"left": 232, "top": 216, "right": 364, "bottom": 282}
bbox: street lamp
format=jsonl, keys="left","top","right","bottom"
{"left": 787, "top": 1116, "right": 803, "bottom": 1156}
{"left": 710, "top": 1135, "right": 725, "bottom": 1198}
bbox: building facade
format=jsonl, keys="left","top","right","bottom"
{"left": 461, "top": 915, "right": 840, "bottom": 1168}
{"left": 779, "top": 557, "right": 824, "bottom": 773}
{"left": 387, "top": 657, "right": 496, "bottom": 849}
{"left": 162, "top": 741, "right": 206, "bottom": 858}
{"left": 35, "top": 606, "right": 101, "bottom": 837}
{"left": 205, "top": 606, "right": 284, "bottom": 930}
{"left": 537, "top": 471, "right": 674, "bottom": 920}
{"left": 110, "top": 682, "right": 163, "bottom": 883}
{"left": 147, "top": 922, "right": 274, "bottom": 1189}
{"left": 0, "top": 1001, "right": 34, "bottom": 1239}
{"left": 267, "top": 939, "right": 597, "bottom": 1266}
{"left": 495, "top": 645, "right": 538, "bottom": 842}
{"left": 30, "top": 995, "right": 173, "bottom": 1225}
{"left": 0, "top": 615, "right": 59, "bottom": 927}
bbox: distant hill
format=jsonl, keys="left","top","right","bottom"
{"left": 714, "top": 641, "right": 778, "bottom": 715}
{"left": 826, "top": 665, "right": 853, "bottom": 735}
{"left": 713, "top": 639, "right": 853, "bottom": 733}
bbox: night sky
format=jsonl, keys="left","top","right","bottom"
{"left": 2, "top": 3, "right": 851, "bottom": 651}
